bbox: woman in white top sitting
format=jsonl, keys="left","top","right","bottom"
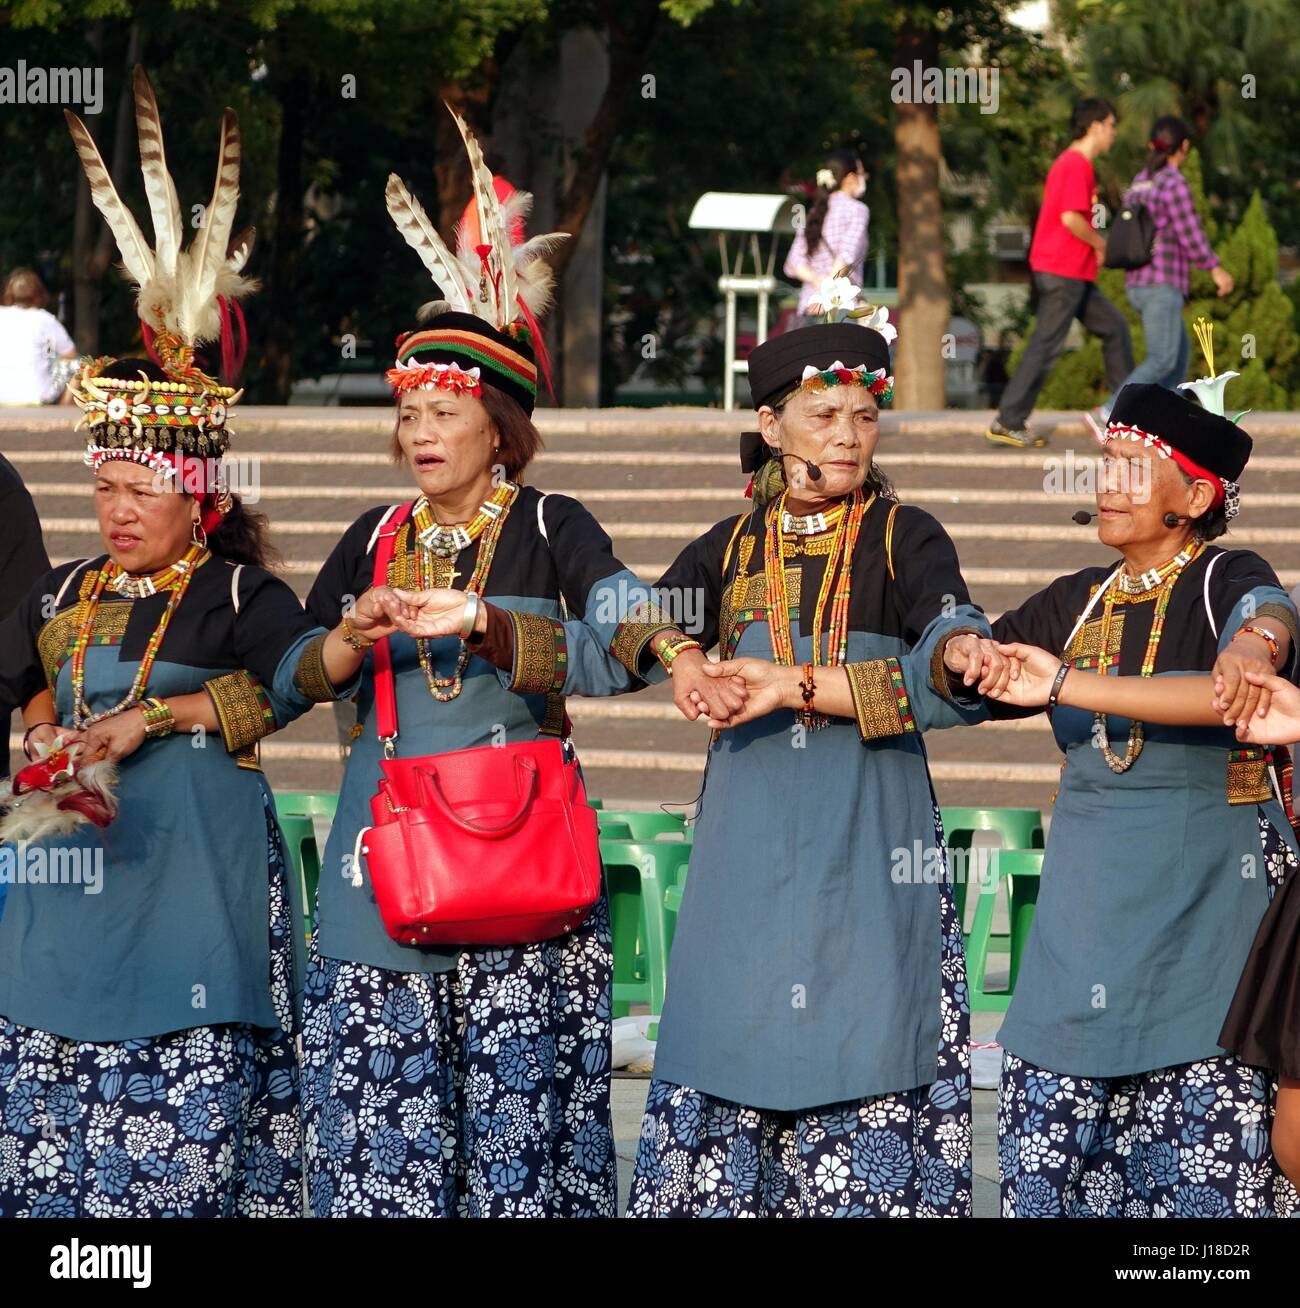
{"left": 784, "top": 150, "right": 870, "bottom": 325}
{"left": 0, "top": 268, "right": 78, "bottom": 405}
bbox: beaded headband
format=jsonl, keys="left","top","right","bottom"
{"left": 777, "top": 361, "right": 895, "bottom": 409}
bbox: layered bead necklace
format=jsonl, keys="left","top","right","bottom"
{"left": 1092, "top": 537, "right": 1206, "bottom": 773}
{"left": 70, "top": 542, "right": 207, "bottom": 728}
{"left": 413, "top": 481, "right": 518, "bottom": 701}
{"left": 414, "top": 480, "right": 515, "bottom": 557}
{"left": 765, "top": 487, "right": 869, "bottom": 728}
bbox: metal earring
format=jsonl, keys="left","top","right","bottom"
{"left": 192, "top": 519, "right": 207, "bottom": 548}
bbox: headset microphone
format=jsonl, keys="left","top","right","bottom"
{"left": 1071, "top": 510, "right": 1097, "bottom": 525}
{"left": 779, "top": 452, "right": 823, "bottom": 482}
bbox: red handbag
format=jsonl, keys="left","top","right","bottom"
{"left": 357, "top": 503, "right": 602, "bottom": 947}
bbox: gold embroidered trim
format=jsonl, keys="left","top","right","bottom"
{"left": 931, "top": 626, "right": 985, "bottom": 700}
{"left": 37, "top": 600, "right": 131, "bottom": 687}
{"left": 539, "top": 693, "right": 567, "bottom": 737}
{"left": 1252, "top": 601, "right": 1299, "bottom": 649}
{"left": 205, "top": 671, "right": 274, "bottom": 752}
{"left": 1227, "top": 750, "right": 1272, "bottom": 805}
{"left": 235, "top": 745, "right": 262, "bottom": 771}
{"left": 1066, "top": 611, "right": 1126, "bottom": 662}
{"left": 845, "top": 658, "right": 913, "bottom": 741}
{"left": 610, "top": 602, "right": 677, "bottom": 677}
{"left": 78, "top": 568, "right": 101, "bottom": 601}
{"left": 509, "top": 610, "right": 568, "bottom": 694}
{"left": 293, "top": 633, "right": 336, "bottom": 703}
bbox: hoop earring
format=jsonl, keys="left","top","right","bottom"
{"left": 192, "top": 520, "right": 207, "bottom": 548}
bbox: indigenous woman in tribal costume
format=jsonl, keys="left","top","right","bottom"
{"left": 620, "top": 323, "right": 1012, "bottom": 1218}
{"left": 985, "top": 354, "right": 1300, "bottom": 1218}
{"left": 297, "top": 111, "right": 741, "bottom": 1218}
{"left": 0, "top": 73, "right": 355, "bottom": 1218}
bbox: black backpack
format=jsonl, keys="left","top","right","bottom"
{"left": 1104, "top": 192, "right": 1156, "bottom": 269}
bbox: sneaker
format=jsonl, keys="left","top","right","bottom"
{"left": 1082, "top": 406, "right": 1109, "bottom": 446}
{"left": 986, "top": 420, "right": 1047, "bottom": 449}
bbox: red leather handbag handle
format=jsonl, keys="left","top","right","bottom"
{"left": 369, "top": 503, "right": 414, "bottom": 746}
{"left": 415, "top": 756, "right": 539, "bottom": 837}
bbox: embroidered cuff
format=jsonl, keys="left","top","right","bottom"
{"left": 611, "top": 608, "right": 682, "bottom": 678}
{"left": 204, "top": 670, "right": 277, "bottom": 752}
{"left": 508, "top": 610, "right": 569, "bottom": 695}
{"left": 930, "top": 626, "right": 986, "bottom": 701}
{"left": 845, "top": 657, "right": 917, "bottom": 741}
{"left": 293, "top": 632, "right": 338, "bottom": 703}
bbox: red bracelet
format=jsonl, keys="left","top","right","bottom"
{"left": 1237, "top": 625, "right": 1280, "bottom": 667}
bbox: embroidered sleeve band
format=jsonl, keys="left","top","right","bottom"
{"left": 508, "top": 610, "right": 569, "bottom": 695}
{"left": 292, "top": 632, "right": 339, "bottom": 703}
{"left": 845, "top": 657, "right": 917, "bottom": 741}
{"left": 204, "top": 670, "right": 277, "bottom": 752}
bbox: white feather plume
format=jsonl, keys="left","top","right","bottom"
{"left": 449, "top": 104, "right": 516, "bottom": 328}
{"left": 384, "top": 173, "right": 472, "bottom": 313}
{"left": 65, "top": 66, "right": 254, "bottom": 350}
{"left": 131, "top": 66, "right": 182, "bottom": 281}
{"left": 63, "top": 109, "right": 154, "bottom": 292}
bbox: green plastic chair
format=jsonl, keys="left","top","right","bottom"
{"left": 587, "top": 798, "right": 604, "bottom": 810}
{"left": 596, "top": 816, "right": 633, "bottom": 841}
{"left": 277, "top": 790, "right": 339, "bottom": 821}
{"left": 278, "top": 814, "right": 320, "bottom": 937}
{"left": 968, "top": 848, "right": 1044, "bottom": 1012}
{"left": 941, "top": 807, "right": 1045, "bottom": 933}
{"left": 604, "top": 810, "right": 688, "bottom": 842}
{"left": 602, "top": 839, "right": 691, "bottom": 1019}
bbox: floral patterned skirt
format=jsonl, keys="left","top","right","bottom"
{"left": 999, "top": 815, "right": 1300, "bottom": 1219}
{"left": 626, "top": 816, "right": 972, "bottom": 1218}
{"left": 0, "top": 794, "right": 302, "bottom": 1218}
{"left": 300, "top": 890, "right": 616, "bottom": 1217}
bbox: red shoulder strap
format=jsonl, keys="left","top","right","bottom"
{"left": 370, "top": 503, "right": 414, "bottom": 744}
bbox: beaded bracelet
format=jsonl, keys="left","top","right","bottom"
{"left": 800, "top": 662, "right": 817, "bottom": 713}
{"left": 341, "top": 613, "right": 376, "bottom": 651}
{"left": 655, "top": 634, "right": 703, "bottom": 671}
{"left": 139, "top": 696, "right": 176, "bottom": 739}
{"left": 1236, "top": 625, "right": 1280, "bottom": 667}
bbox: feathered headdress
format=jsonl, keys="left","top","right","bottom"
{"left": 384, "top": 103, "right": 568, "bottom": 414}
{"left": 64, "top": 67, "right": 256, "bottom": 500}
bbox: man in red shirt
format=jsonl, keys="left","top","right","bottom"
{"left": 988, "top": 98, "right": 1133, "bottom": 448}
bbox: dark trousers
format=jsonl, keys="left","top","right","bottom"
{"left": 997, "top": 271, "right": 1133, "bottom": 429}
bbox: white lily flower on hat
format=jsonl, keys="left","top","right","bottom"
{"left": 1177, "top": 370, "right": 1239, "bottom": 417}
{"left": 817, "top": 275, "right": 861, "bottom": 313}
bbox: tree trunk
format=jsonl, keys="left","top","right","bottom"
{"left": 72, "top": 23, "right": 142, "bottom": 353}
{"left": 264, "top": 56, "right": 312, "bottom": 403}
{"left": 892, "top": 19, "right": 949, "bottom": 411}
{"left": 549, "top": 0, "right": 663, "bottom": 284}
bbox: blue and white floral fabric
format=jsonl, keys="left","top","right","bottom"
{"left": 999, "top": 815, "right": 1300, "bottom": 1219}
{"left": 300, "top": 892, "right": 616, "bottom": 1217}
{"left": 626, "top": 856, "right": 972, "bottom": 1218}
{"left": 0, "top": 796, "right": 301, "bottom": 1218}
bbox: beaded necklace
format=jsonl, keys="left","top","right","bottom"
{"left": 1092, "top": 538, "right": 1206, "bottom": 773}
{"left": 414, "top": 481, "right": 519, "bottom": 701}
{"left": 413, "top": 481, "right": 515, "bottom": 557}
{"left": 781, "top": 501, "right": 846, "bottom": 537}
{"left": 765, "top": 488, "right": 870, "bottom": 727}
{"left": 70, "top": 543, "right": 207, "bottom": 728}
{"left": 107, "top": 547, "right": 206, "bottom": 598}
